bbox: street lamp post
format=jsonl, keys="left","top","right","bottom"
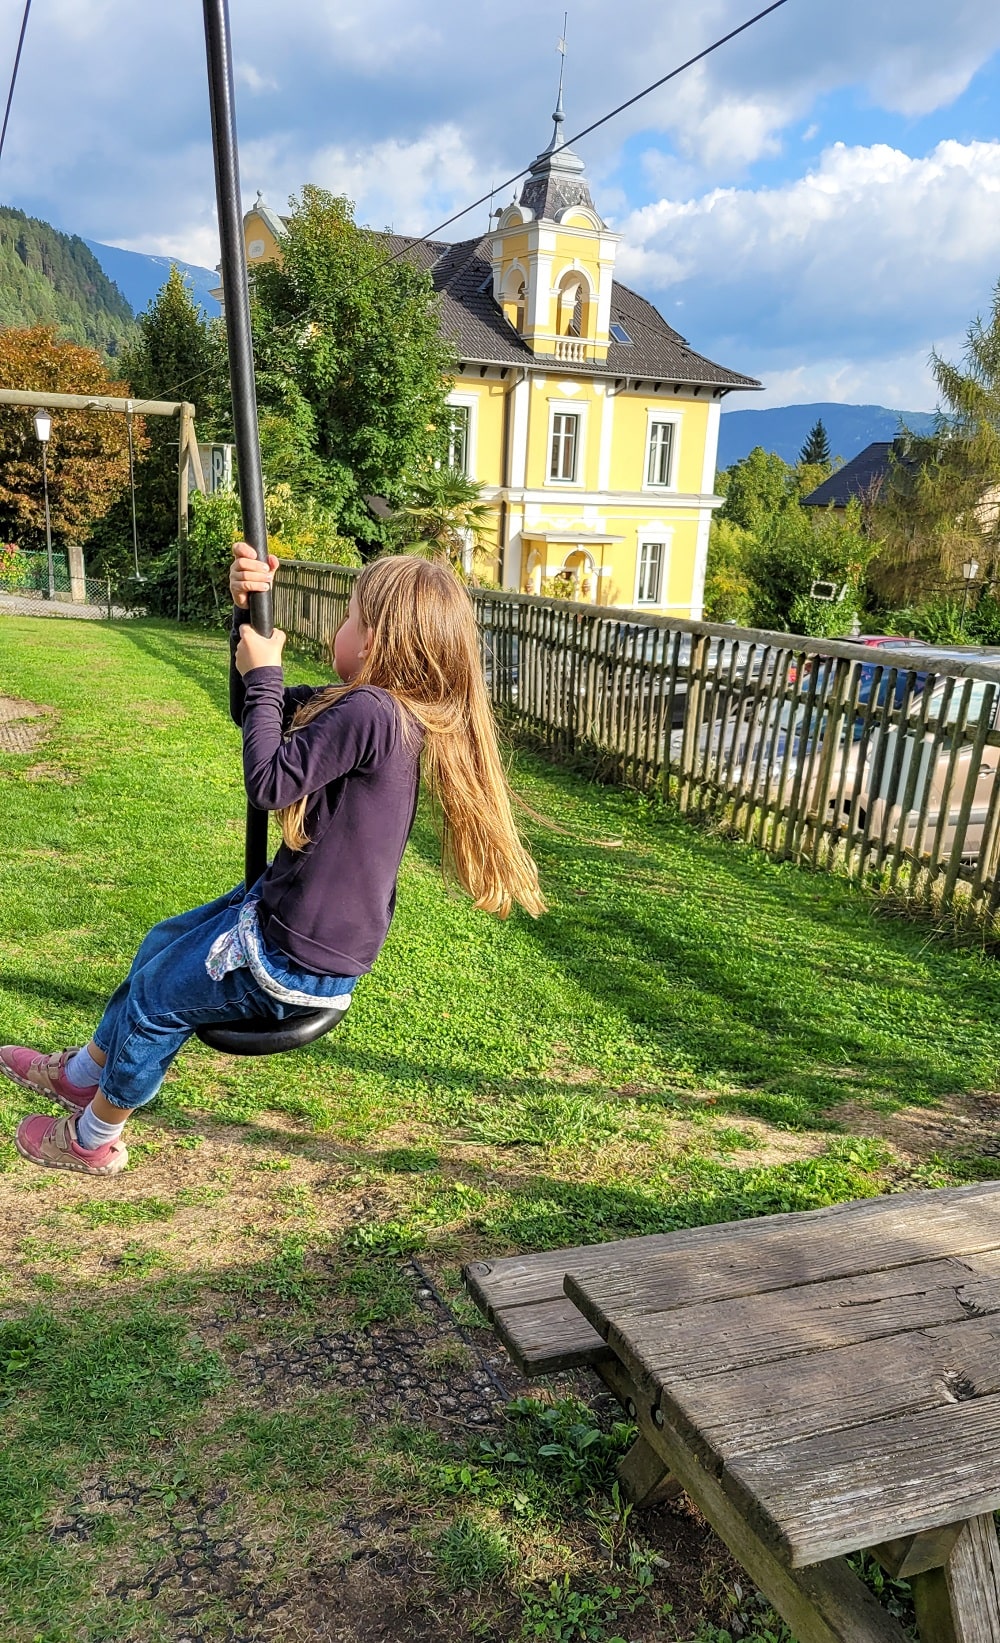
{"left": 960, "top": 558, "right": 980, "bottom": 636}
{"left": 33, "top": 409, "right": 54, "bottom": 600}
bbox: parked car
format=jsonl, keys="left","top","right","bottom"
{"left": 727, "top": 644, "right": 1000, "bottom": 863}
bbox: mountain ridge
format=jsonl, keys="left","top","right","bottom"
{"left": 718, "top": 401, "right": 938, "bottom": 471}
{"left": 84, "top": 241, "right": 220, "bottom": 319}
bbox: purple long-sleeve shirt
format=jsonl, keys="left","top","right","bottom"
{"left": 238, "top": 665, "right": 422, "bottom": 976}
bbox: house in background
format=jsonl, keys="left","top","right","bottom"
{"left": 801, "top": 441, "right": 908, "bottom": 513}
{"left": 228, "top": 90, "right": 760, "bottom": 615}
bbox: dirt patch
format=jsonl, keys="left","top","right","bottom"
{"left": 827, "top": 1091, "right": 1000, "bottom": 1168}
{"left": 0, "top": 695, "right": 54, "bottom": 754}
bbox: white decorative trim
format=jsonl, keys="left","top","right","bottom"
{"left": 445, "top": 390, "right": 479, "bottom": 481}
{"left": 504, "top": 526, "right": 523, "bottom": 591}
{"left": 544, "top": 400, "right": 589, "bottom": 487}
{"left": 527, "top": 254, "right": 552, "bottom": 330}
{"left": 493, "top": 486, "right": 722, "bottom": 509}
{"left": 509, "top": 378, "right": 530, "bottom": 490}
{"left": 690, "top": 508, "right": 713, "bottom": 620}
{"left": 701, "top": 401, "right": 722, "bottom": 494}
{"left": 642, "top": 407, "right": 683, "bottom": 492}
{"left": 633, "top": 527, "right": 674, "bottom": 607}
{"left": 597, "top": 384, "right": 615, "bottom": 493}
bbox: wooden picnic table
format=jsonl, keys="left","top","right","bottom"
{"left": 465, "top": 1181, "right": 1000, "bottom": 1643}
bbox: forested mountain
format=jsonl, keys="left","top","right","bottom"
{"left": 0, "top": 205, "right": 136, "bottom": 357}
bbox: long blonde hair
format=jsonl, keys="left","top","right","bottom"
{"left": 278, "top": 556, "right": 545, "bottom": 919}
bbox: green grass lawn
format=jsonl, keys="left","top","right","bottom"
{"left": 1, "top": 614, "right": 998, "bottom": 1643}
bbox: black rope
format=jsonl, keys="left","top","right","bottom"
{"left": 0, "top": 0, "right": 30, "bottom": 166}
{"left": 386, "top": 0, "right": 793, "bottom": 262}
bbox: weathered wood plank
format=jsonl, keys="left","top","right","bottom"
{"left": 945, "top": 1514, "right": 1000, "bottom": 1643}
{"left": 910, "top": 1516, "right": 1000, "bottom": 1643}
{"left": 598, "top": 1357, "right": 910, "bottom": 1643}
{"left": 467, "top": 1183, "right": 1000, "bottom": 1320}
{"left": 490, "top": 1296, "right": 611, "bottom": 1377}
{"left": 599, "top": 1257, "right": 1000, "bottom": 1389}
{"left": 873, "top": 1523, "right": 964, "bottom": 1580}
{"left": 657, "top": 1311, "right": 1000, "bottom": 1460}
{"left": 721, "top": 1392, "right": 1000, "bottom": 1567}
{"left": 616, "top": 1435, "right": 682, "bottom": 1508}
{"left": 564, "top": 1194, "right": 1000, "bottom": 1333}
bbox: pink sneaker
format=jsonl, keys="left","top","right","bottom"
{"left": 15, "top": 1112, "right": 127, "bottom": 1176}
{"left": 0, "top": 1046, "right": 97, "bottom": 1113}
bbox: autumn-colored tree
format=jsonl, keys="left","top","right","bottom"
{"left": 0, "top": 326, "right": 144, "bottom": 546}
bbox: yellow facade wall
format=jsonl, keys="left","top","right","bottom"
{"left": 610, "top": 392, "right": 711, "bottom": 495}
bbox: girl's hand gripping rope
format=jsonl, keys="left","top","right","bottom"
{"left": 230, "top": 539, "right": 279, "bottom": 608}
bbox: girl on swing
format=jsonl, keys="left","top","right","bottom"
{"left": 2, "top": 544, "right": 545, "bottom": 1176}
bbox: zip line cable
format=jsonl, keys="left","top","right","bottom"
{"left": 386, "top": 0, "right": 793, "bottom": 261}
{"left": 151, "top": 0, "right": 792, "bottom": 402}
{"left": 0, "top": 0, "right": 31, "bottom": 166}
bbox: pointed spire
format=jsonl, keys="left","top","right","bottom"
{"left": 518, "top": 16, "right": 603, "bottom": 224}
{"left": 544, "top": 14, "right": 568, "bottom": 154}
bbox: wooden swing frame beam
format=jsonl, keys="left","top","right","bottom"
{"left": 0, "top": 387, "right": 207, "bottom": 615}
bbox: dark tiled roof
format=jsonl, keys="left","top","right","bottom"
{"left": 376, "top": 232, "right": 759, "bottom": 392}
{"left": 802, "top": 441, "right": 912, "bottom": 507}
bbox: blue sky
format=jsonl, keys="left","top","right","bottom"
{"left": 1, "top": 0, "right": 999, "bottom": 409}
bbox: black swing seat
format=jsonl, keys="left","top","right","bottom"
{"left": 195, "top": 1002, "right": 348, "bottom": 1057}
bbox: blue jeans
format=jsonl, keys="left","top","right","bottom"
{"left": 92, "top": 887, "right": 356, "bottom": 1110}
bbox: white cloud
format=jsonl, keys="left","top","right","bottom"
{"left": 617, "top": 140, "right": 1000, "bottom": 387}
{"left": 236, "top": 63, "right": 279, "bottom": 95}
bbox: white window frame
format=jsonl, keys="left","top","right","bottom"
{"left": 643, "top": 410, "right": 682, "bottom": 491}
{"left": 546, "top": 401, "right": 588, "bottom": 487}
{"left": 634, "top": 533, "right": 671, "bottom": 606}
{"left": 444, "top": 392, "right": 478, "bottom": 480}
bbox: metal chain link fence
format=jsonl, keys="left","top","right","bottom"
{"left": 0, "top": 550, "right": 146, "bottom": 619}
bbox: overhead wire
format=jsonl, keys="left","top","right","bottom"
{"left": 385, "top": 0, "right": 793, "bottom": 262}
{"left": 0, "top": 0, "right": 30, "bottom": 167}
{"left": 148, "top": 0, "right": 795, "bottom": 402}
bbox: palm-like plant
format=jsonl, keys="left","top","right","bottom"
{"left": 389, "top": 468, "right": 494, "bottom": 580}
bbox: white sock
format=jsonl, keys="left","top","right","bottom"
{"left": 76, "top": 1104, "right": 128, "bottom": 1151}
{"left": 65, "top": 1046, "right": 104, "bottom": 1089}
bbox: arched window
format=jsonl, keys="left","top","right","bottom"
{"left": 556, "top": 272, "right": 589, "bottom": 338}
{"left": 502, "top": 269, "right": 527, "bottom": 334}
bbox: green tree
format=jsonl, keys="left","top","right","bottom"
{"left": 799, "top": 418, "right": 831, "bottom": 467}
{"left": 250, "top": 186, "right": 457, "bottom": 546}
{"left": 717, "top": 445, "right": 793, "bottom": 534}
{"left": 0, "top": 205, "right": 135, "bottom": 358}
{"left": 89, "top": 267, "right": 224, "bottom": 577}
{"left": 0, "top": 327, "right": 139, "bottom": 547}
{"left": 709, "top": 445, "right": 876, "bottom": 633}
{"left": 388, "top": 468, "right": 495, "bottom": 579}
{"left": 872, "top": 279, "right": 1000, "bottom": 603}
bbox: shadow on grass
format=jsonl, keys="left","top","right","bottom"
{"left": 110, "top": 621, "right": 233, "bottom": 721}
{"left": 0, "top": 971, "right": 117, "bottom": 1017}
{"left": 404, "top": 784, "right": 1000, "bottom": 1125}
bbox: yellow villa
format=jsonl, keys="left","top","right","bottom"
{"left": 232, "top": 96, "right": 759, "bottom": 615}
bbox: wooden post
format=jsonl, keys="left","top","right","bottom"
{"left": 67, "top": 543, "right": 86, "bottom": 605}
{"left": 176, "top": 402, "right": 196, "bottom": 620}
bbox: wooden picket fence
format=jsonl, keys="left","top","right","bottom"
{"left": 274, "top": 560, "right": 1000, "bottom": 928}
